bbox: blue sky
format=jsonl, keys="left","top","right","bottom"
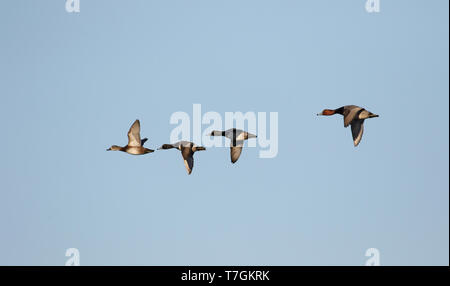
{"left": 0, "top": 0, "right": 448, "bottom": 265}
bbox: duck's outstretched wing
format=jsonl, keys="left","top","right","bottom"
{"left": 183, "top": 156, "right": 194, "bottom": 175}
{"left": 141, "top": 138, "right": 148, "bottom": 146}
{"left": 127, "top": 119, "right": 142, "bottom": 147}
{"left": 230, "top": 140, "right": 244, "bottom": 163}
{"left": 351, "top": 119, "right": 364, "bottom": 147}
{"left": 181, "top": 147, "right": 194, "bottom": 175}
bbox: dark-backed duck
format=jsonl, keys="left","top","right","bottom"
{"left": 317, "top": 105, "right": 379, "bottom": 146}
{"left": 107, "top": 119, "right": 154, "bottom": 155}
{"left": 208, "top": 128, "right": 257, "bottom": 163}
{"left": 158, "top": 141, "right": 206, "bottom": 175}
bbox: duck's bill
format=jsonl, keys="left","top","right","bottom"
{"left": 106, "top": 148, "right": 111, "bottom": 151}
{"left": 369, "top": 114, "right": 379, "bottom": 118}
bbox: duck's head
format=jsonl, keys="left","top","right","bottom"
{"left": 107, "top": 145, "right": 121, "bottom": 151}
{"left": 208, "top": 130, "right": 223, "bottom": 136}
{"left": 158, "top": 144, "right": 174, "bottom": 150}
{"left": 317, "top": 109, "right": 336, "bottom": 116}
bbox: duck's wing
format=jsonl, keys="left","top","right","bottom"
{"left": 230, "top": 140, "right": 244, "bottom": 163}
{"left": 351, "top": 119, "right": 364, "bottom": 147}
{"left": 181, "top": 147, "right": 194, "bottom": 175}
{"left": 141, "top": 138, "right": 148, "bottom": 146}
{"left": 127, "top": 120, "right": 142, "bottom": 147}
{"left": 343, "top": 106, "right": 363, "bottom": 127}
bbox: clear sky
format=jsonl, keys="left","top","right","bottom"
{"left": 0, "top": 0, "right": 448, "bottom": 265}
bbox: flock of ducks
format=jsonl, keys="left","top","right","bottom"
{"left": 107, "top": 119, "right": 258, "bottom": 175}
{"left": 108, "top": 105, "right": 379, "bottom": 174}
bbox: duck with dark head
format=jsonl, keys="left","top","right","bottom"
{"left": 317, "top": 105, "right": 379, "bottom": 147}
{"left": 158, "top": 141, "right": 206, "bottom": 175}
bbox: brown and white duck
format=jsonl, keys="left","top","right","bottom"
{"left": 107, "top": 119, "right": 154, "bottom": 155}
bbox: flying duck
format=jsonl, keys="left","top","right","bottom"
{"left": 317, "top": 105, "right": 379, "bottom": 146}
{"left": 209, "top": 128, "right": 257, "bottom": 163}
{"left": 107, "top": 119, "right": 154, "bottom": 155}
{"left": 158, "top": 141, "right": 206, "bottom": 175}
